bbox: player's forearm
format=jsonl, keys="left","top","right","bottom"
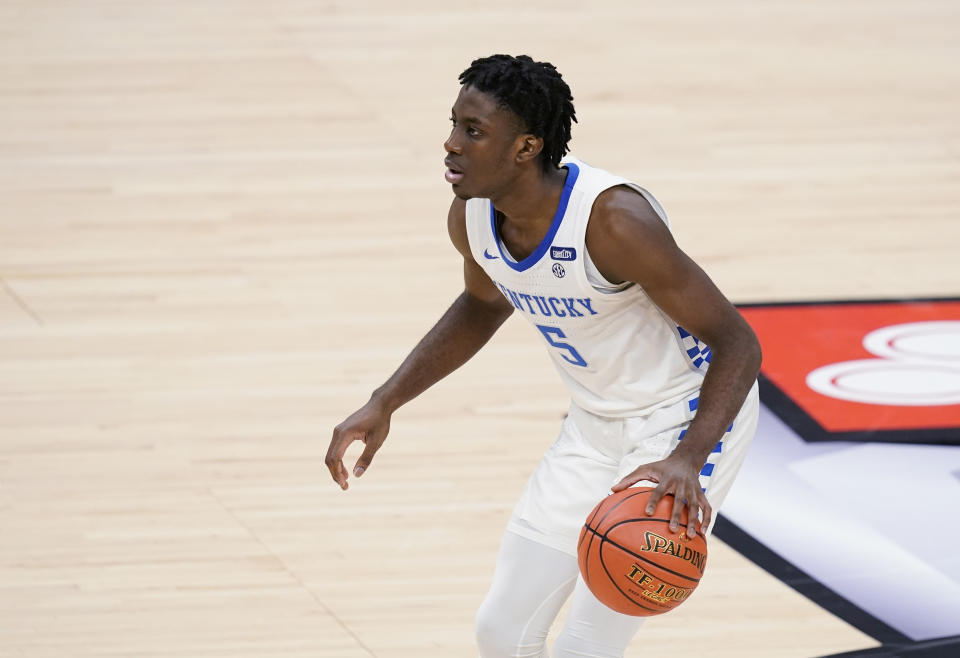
{"left": 370, "top": 291, "right": 512, "bottom": 414}
{"left": 671, "top": 329, "right": 761, "bottom": 467}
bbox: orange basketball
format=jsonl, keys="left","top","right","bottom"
{"left": 577, "top": 486, "right": 708, "bottom": 616}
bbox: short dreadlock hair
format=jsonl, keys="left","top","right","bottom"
{"left": 459, "top": 54, "right": 576, "bottom": 173}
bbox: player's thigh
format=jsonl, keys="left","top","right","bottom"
{"left": 476, "top": 530, "right": 579, "bottom": 656}
{"left": 508, "top": 411, "right": 622, "bottom": 556}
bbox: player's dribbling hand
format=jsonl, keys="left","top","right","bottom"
{"left": 610, "top": 454, "right": 710, "bottom": 539}
{"left": 326, "top": 400, "right": 391, "bottom": 490}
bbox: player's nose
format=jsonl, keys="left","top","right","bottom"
{"left": 443, "top": 130, "right": 461, "bottom": 155}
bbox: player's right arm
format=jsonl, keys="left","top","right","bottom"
{"left": 325, "top": 198, "right": 514, "bottom": 490}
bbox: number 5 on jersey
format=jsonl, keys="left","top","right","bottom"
{"left": 536, "top": 324, "right": 588, "bottom": 367}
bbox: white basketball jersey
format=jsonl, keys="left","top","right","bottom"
{"left": 464, "top": 156, "right": 710, "bottom": 418}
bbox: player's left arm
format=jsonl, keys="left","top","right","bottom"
{"left": 590, "top": 186, "right": 762, "bottom": 538}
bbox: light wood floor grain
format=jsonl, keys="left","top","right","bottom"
{"left": 1, "top": 1, "right": 958, "bottom": 656}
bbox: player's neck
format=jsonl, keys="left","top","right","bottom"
{"left": 491, "top": 165, "right": 569, "bottom": 231}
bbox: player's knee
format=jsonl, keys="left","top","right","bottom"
{"left": 475, "top": 602, "right": 546, "bottom": 658}
{"left": 474, "top": 610, "right": 496, "bottom": 656}
{"left": 474, "top": 603, "right": 510, "bottom": 656}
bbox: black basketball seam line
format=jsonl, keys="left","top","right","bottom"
{"left": 584, "top": 512, "right": 606, "bottom": 585}
{"left": 591, "top": 525, "right": 703, "bottom": 584}
{"left": 583, "top": 489, "right": 704, "bottom": 588}
{"left": 581, "top": 525, "right": 702, "bottom": 584}
{"left": 579, "top": 525, "right": 595, "bottom": 588}
{"left": 597, "top": 544, "right": 667, "bottom": 613}
{"left": 582, "top": 489, "right": 703, "bottom": 588}
{"left": 590, "top": 489, "right": 707, "bottom": 541}
{"left": 606, "top": 516, "right": 706, "bottom": 541}
{"left": 596, "top": 489, "right": 652, "bottom": 529}
{"left": 585, "top": 487, "right": 653, "bottom": 581}
{"left": 583, "top": 518, "right": 601, "bottom": 586}
{"left": 599, "top": 539, "right": 697, "bottom": 610}
{"left": 584, "top": 490, "right": 611, "bottom": 529}
{"left": 587, "top": 527, "right": 702, "bottom": 587}
{"left": 582, "top": 488, "right": 651, "bottom": 587}
{"left": 579, "top": 497, "right": 604, "bottom": 550}
{"left": 599, "top": 528, "right": 700, "bottom": 591}
{"left": 597, "top": 542, "right": 665, "bottom": 615}
{"left": 586, "top": 516, "right": 706, "bottom": 543}
{"left": 582, "top": 498, "right": 614, "bottom": 585}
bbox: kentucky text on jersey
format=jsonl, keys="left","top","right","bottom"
{"left": 495, "top": 281, "right": 597, "bottom": 318}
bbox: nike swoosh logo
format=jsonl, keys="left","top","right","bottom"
{"left": 483, "top": 249, "right": 500, "bottom": 260}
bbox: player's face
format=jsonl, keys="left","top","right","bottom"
{"left": 443, "top": 85, "right": 526, "bottom": 200}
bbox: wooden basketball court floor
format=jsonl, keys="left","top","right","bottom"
{"left": 1, "top": 1, "right": 957, "bottom": 656}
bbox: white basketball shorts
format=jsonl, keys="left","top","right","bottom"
{"left": 507, "top": 382, "right": 760, "bottom": 557}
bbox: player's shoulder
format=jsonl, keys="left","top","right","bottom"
{"left": 590, "top": 184, "right": 665, "bottom": 239}
{"left": 587, "top": 182, "right": 684, "bottom": 286}
{"left": 564, "top": 157, "right": 656, "bottom": 224}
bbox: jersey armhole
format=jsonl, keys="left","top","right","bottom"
{"left": 583, "top": 246, "right": 633, "bottom": 294}
{"left": 582, "top": 181, "right": 673, "bottom": 294}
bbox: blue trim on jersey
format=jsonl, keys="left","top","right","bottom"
{"left": 489, "top": 163, "right": 580, "bottom": 272}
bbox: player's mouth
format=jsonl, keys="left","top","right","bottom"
{"left": 444, "top": 160, "right": 464, "bottom": 184}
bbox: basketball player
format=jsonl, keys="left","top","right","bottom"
{"left": 326, "top": 54, "right": 762, "bottom": 657}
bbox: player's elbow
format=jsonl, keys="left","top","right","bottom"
{"left": 709, "top": 317, "right": 762, "bottom": 378}
{"left": 749, "top": 335, "right": 763, "bottom": 377}
{"left": 740, "top": 323, "right": 762, "bottom": 378}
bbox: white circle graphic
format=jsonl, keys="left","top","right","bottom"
{"left": 807, "top": 320, "right": 960, "bottom": 406}
{"left": 807, "top": 359, "right": 960, "bottom": 406}
{"left": 862, "top": 321, "right": 960, "bottom": 363}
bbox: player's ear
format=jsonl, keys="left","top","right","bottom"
{"left": 515, "top": 134, "right": 544, "bottom": 164}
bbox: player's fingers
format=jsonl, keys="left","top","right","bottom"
{"left": 610, "top": 475, "right": 634, "bottom": 492}
{"left": 668, "top": 491, "right": 685, "bottom": 532}
{"left": 326, "top": 457, "right": 349, "bottom": 489}
{"left": 325, "top": 428, "right": 355, "bottom": 490}
{"left": 353, "top": 437, "right": 380, "bottom": 477}
{"left": 695, "top": 494, "right": 712, "bottom": 538}
{"left": 645, "top": 483, "right": 670, "bottom": 516}
{"left": 684, "top": 497, "right": 701, "bottom": 537}
{"left": 325, "top": 455, "right": 348, "bottom": 490}
{"left": 610, "top": 465, "right": 655, "bottom": 492}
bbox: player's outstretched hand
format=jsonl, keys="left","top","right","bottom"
{"left": 326, "top": 400, "right": 391, "bottom": 490}
{"left": 611, "top": 454, "right": 709, "bottom": 539}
